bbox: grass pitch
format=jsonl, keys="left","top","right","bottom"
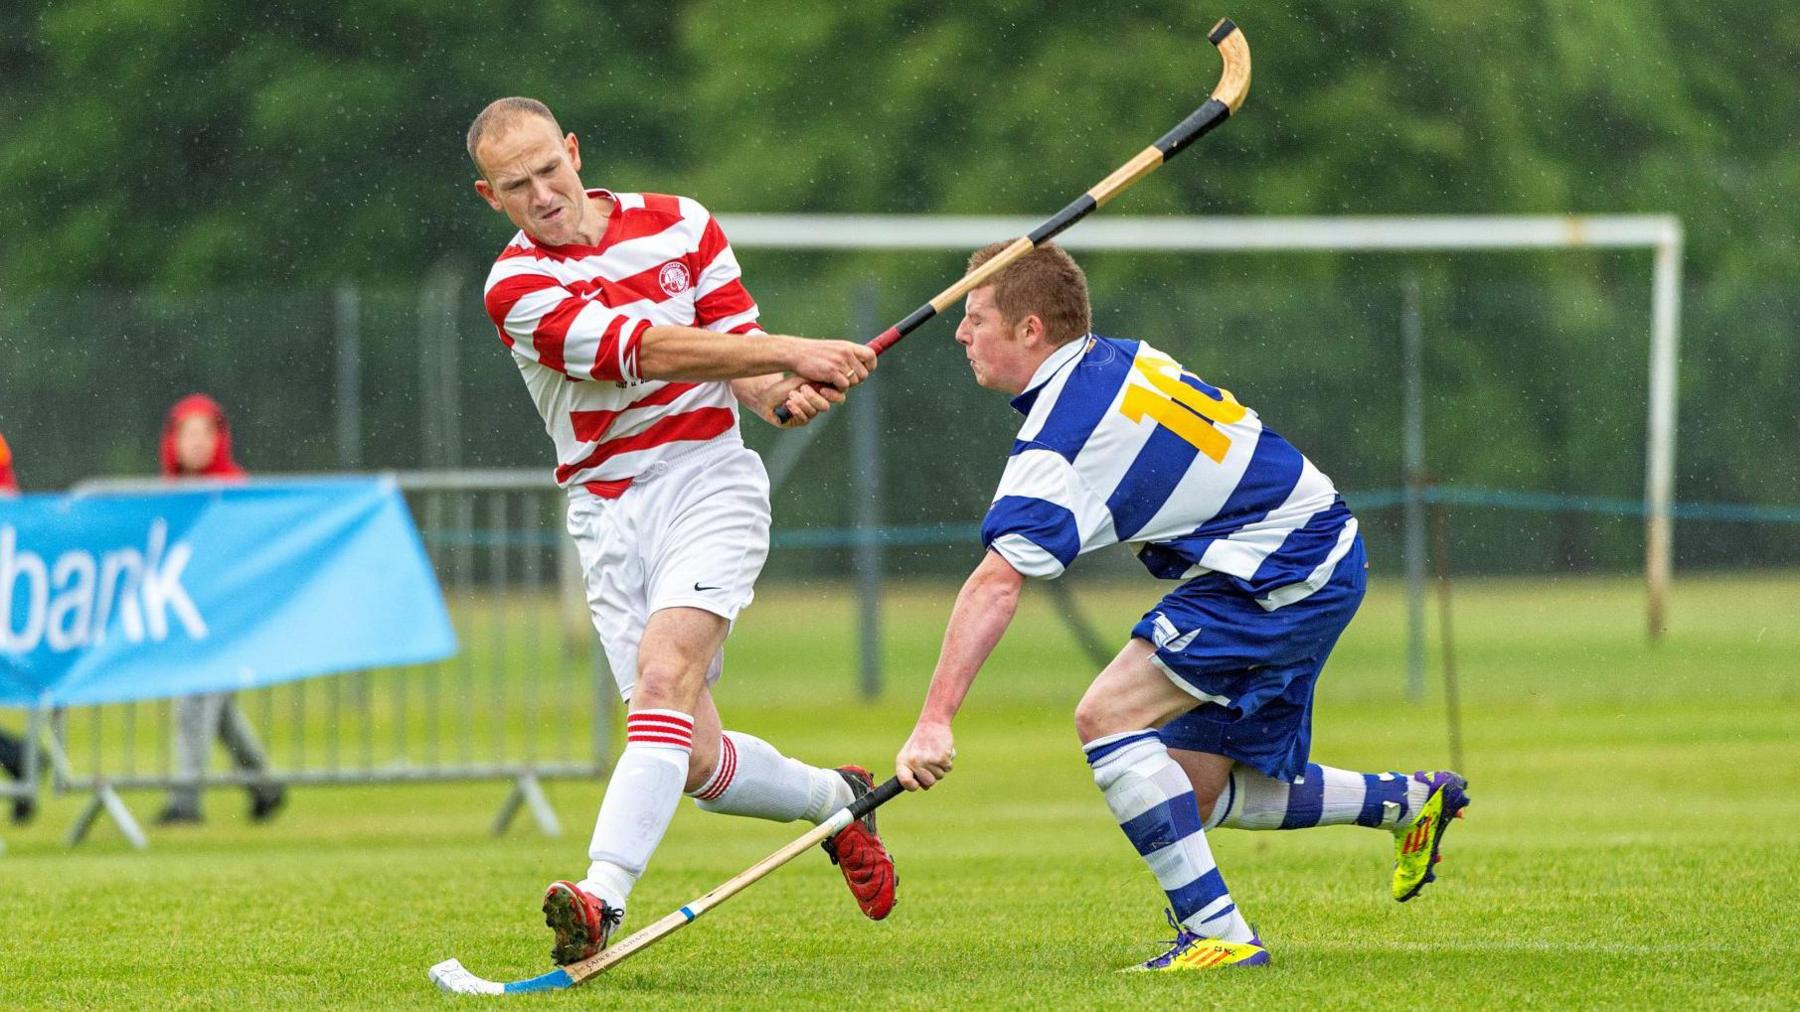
{"left": 2, "top": 571, "right": 1797, "bottom": 1008}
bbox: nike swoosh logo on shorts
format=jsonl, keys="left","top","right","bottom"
{"left": 694, "top": 582, "right": 721, "bottom": 592}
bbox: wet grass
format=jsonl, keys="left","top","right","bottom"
{"left": 2, "top": 572, "right": 1796, "bottom": 1008}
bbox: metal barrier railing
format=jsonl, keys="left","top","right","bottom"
{"left": 19, "top": 466, "right": 1794, "bottom": 854}
{"left": 16, "top": 470, "right": 610, "bottom": 849}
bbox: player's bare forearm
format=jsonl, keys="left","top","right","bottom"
{"left": 897, "top": 553, "right": 1023, "bottom": 790}
{"left": 730, "top": 372, "right": 843, "bottom": 427}
{"left": 730, "top": 372, "right": 780, "bottom": 401}
{"left": 636, "top": 327, "right": 798, "bottom": 380}
{"left": 919, "top": 552, "right": 1025, "bottom": 724}
{"left": 638, "top": 328, "right": 875, "bottom": 386}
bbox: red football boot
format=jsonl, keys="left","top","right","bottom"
{"left": 821, "top": 765, "right": 898, "bottom": 920}
{"left": 541, "top": 880, "right": 622, "bottom": 965}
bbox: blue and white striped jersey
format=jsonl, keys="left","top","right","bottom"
{"left": 980, "top": 335, "right": 1359, "bottom": 610}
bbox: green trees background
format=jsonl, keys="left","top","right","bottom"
{"left": 6, "top": 2, "right": 1796, "bottom": 286}
{"left": 2, "top": 1, "right": 1795, "bottom": 570}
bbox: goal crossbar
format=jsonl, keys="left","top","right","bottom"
{"left": 719, "top": 213, "right": 1684, "bottom": 639}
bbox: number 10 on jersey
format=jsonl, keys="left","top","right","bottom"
{"left": 1118, "top": 354, "right": 1246, "bottom": 464}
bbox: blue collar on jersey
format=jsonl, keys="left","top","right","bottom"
{"left": 1010, "top": 335, "right": 1094, "bottom": 415}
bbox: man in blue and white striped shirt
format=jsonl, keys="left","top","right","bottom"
{"left": 894, "top": 243, "right": 1470, "bottom": 972}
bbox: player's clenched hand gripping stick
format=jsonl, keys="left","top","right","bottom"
{"left": 428, "top": 777, "right": 906, "bottom": 995}
{"left": 774, "top": 17, "right": 1250, "bottom": 423}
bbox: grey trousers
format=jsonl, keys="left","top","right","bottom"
{"left": 166, "top": 692, "right": 270, "bottom": 812}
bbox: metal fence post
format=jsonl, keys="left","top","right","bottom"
{"left": 418, "top": 265, "right": 464, "bottom": 468}
{"left": 851, "top": 281, "right": 883, "bottom": 700}
{"left": 1402, "top": 277, "right": 1427, "bottom": 702}
{"left": 437, "top": 274, "right": 462, "bottom": 468}
{"left": 334, "top": 284, "right": 362, "bottom": 469}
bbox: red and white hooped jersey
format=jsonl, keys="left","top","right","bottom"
{"left": 482, "top": 189, "right": 762, "bottom": 495}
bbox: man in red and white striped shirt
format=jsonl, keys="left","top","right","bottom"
{"left": 470, "top": 97, "right": 896, "bottom": 965}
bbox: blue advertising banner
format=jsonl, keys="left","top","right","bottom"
{"left": 0, "top": 479, "right": 456, "bottom": 706}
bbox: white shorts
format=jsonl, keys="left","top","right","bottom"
{"left": 566, "top": 440, "right": 772, "bottom": 702}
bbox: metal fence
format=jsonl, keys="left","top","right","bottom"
{"left": 8, "top": 241, "right": 1800, "bottom": 584}
{"left": 14, "top": 470, "right": 609, "bottom": 849}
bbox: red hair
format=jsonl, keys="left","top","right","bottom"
{"left": 160, "top": 394, "right": 246, "bottom": 478}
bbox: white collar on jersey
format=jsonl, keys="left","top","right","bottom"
{"left": 1010, "top": 334, "right": 1094, "bottom": 415}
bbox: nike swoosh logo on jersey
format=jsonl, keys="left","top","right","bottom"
{"left": 694, "top": 582, "right": 721, "bottom": 592}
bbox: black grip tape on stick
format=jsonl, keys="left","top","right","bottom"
{"left": 849, "top": 777, "right": 905, "bottom": 820}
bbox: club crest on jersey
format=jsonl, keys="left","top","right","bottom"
{"left": 658, "top": 261, "right": 692, "bottom": 297}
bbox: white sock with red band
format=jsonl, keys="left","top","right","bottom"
{"left": 580, "top": 709, "right": 695, "bottom": 912}
{"left": 687, "top": 730, "right": 851, "bottom": 824}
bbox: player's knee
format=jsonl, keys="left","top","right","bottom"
{"left": 631, "top": 658, "right": 703, "bottom": 712}
{"left": 1191, "top": 781, "right": 1225, "bottom": 822}
{"left": 682, "top": 741, "right": 720, "bottom": 795}
{"left": 1073, "top": 694, "right": 1128, "bottom": 745}
{"left": 683, "top": 761, "right": 713, "bottom": 795}
{"left": 1167, "top": 751, "right": 1233, "bottom": 822}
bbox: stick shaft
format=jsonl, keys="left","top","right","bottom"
{"left": 776, "top": 19, "right": 1248, "bottom": 418}
{"left": 565, "top": 814, "right": 846, "bottom": 981}
{"left": 563, "top": 777, "right": 904, "bottom": 984}
{"left": 876, "top": 19, "right": 1245, "bottom": 352}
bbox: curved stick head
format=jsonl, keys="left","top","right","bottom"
{"left": 1207, "top": 19, "right": 1252, "bottom": 115}
{"left": 428, "top": 958, "right": 577, "bottom": 995}
{"left": 429, "top": 959, "right": 505, "bottom": 995}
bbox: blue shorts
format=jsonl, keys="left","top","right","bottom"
{"left": 1139, "top": 537, "right": 1367, "bottom": 783}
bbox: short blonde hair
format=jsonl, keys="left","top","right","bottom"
{"left": 966, "top": 242, "right": 1092, "bottom": 345}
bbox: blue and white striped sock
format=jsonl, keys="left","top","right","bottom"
{"left": 1085, "top": 730, "right": 1255, "bottom": 944}
{"left": 1206, "top": 763, "right": 1429, "bottom": 831}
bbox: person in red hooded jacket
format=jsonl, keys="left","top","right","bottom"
{"left": 161, "top": 393, "right": 246, "bottom": 480}
{"left": 0, "top": 430, "right": 18, "bottom": 493}
{"left": 155, "top": 395, "right": 286, "bottom": 825}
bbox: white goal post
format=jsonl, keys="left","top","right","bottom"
{"left": 720, "top": 213, "right": 1684, "bottom": 639}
